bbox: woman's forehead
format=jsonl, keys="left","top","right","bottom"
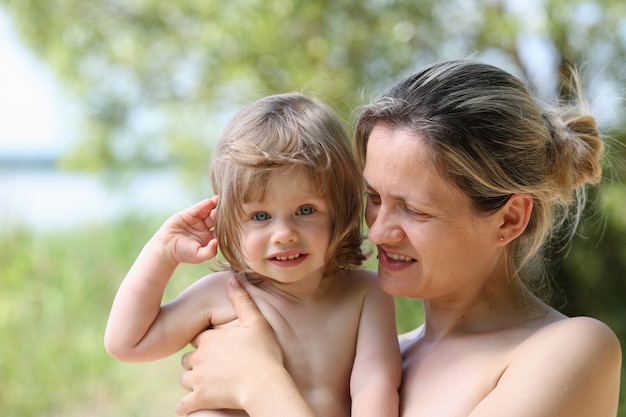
{"left": 363, "top": 126, "right": 468, "bottom": 209}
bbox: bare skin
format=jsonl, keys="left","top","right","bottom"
{"left": 176, "top": 126, "right": 621, "bottom": 417}
{"left": 183, "top": 267, "right": 398, "bottom": 417}
{"left": 367, "top": 126, "right": 621, "bottom": 417}
{"left": 105, "top": 171, "right": 401, "bottom": 417}
{"left": 399, "top": 313, "right": 620, "bottom": 417}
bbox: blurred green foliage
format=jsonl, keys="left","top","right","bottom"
{"left": 2, "top": 0, "right": 625, "bottom": 177}
{"left": 1, "top": 0, "right": 625, "bottom": 415}
{"left": 0, "top": 217, "right": 206, "bottom": 416}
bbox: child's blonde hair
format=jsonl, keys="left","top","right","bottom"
{"left": 211, "top": 92, "right": 366, "bottom": 278}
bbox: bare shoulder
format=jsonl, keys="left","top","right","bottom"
{"left": 345, "top": 268, "right": 379, "bottom": 287}
{"left": 493, "top": 316, "right": 622, "bottom": 417}
{"left": 320, "top": 268, "right": 378, "bottom": 297}
{"left": 514, "top": 315, "right": 622, "bottom": 377}
{"left": 328, "top": 268, "right": 394, "bottom": 319}
{"left": 521, "top": 315, "right": 621, "bottom": 357}
{"left": 172, "top": 270, "right": 239, "bottom": 326}
{"left": 182, "top": 270, "right": 236, "bottom": 295}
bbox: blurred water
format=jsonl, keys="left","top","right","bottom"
{"left": 0, "top": 168, "right": 201, "bottom": 231}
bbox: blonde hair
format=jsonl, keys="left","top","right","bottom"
{"left": 211, "top": 92, "right": 365, "bottom": 278}
{"left": 354, "top": 60, "right": 604, "bottom": 299}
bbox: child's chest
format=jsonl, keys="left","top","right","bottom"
{"left": 259, "top": 291, "right": 365, "bottom": 364}
{"left": 205, "top": 276, "right": 372, "bottom": 417}
{"left": 263, "top": 297, "right": 362, "bottom": 416}
{"left": 210, "top": 286, "right": 364, "bottom": 417}
{"left": 210, "top": 282, "right": 366, "bottom": 366}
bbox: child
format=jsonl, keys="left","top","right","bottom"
{"left": 104, "top": 92, "right": 401, "bottom": 417}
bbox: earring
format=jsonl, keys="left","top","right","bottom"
{"left": 500, "top": 237, "right": 504, "bottom": 242}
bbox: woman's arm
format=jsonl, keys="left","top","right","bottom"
{"left": 350, "top": 272, "right": 401, "bottom": 417}
{"left": 177, "top": 278, "right": 317, "bottom": 417}
{"left": 469, "top": 316, "right": 621, "bottom": 417}
{"left": 104, "top": 198, "right": 219, "bottom": 362}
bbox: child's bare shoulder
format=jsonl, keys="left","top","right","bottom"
{"left": 341, "top": 269, "right": 389, "bottom": 304}
{"left": 330, "top": 268, "right": 378, "bottom": 294}
{"left": 179, "top": 270, "right": 239, "bottom": 327}
{"left": 345, "top": 268, "right": 378, "bottom": 284}
{"left": 321, "top": 269, "right": 381, "bottom": 301}
{"left": 186, "top": 270, "right": 236, "bottom": 294}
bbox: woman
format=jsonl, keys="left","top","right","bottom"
{"left": 176, "top": 60, "right": 622, "bottom": 417}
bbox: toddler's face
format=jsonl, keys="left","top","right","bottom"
{"left": 239, "top": 170, "right": 331, "bottom": 286}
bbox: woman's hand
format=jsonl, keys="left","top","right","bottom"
{"left": 154, "top": 196, "right": 219, "bottom": 265}
{"left": 176, "top": 277, "right": 288, "bottom": 415}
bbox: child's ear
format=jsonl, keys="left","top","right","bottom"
{"left": 497, "top": 194, "right": 533, "bottom": 245}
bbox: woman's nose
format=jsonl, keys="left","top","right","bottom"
{"left": 366, "top": 204, "right": 403, "bottom": 245}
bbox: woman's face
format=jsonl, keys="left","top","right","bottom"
{"left": 363, "top": 125, "right": 503, "bottom": 301}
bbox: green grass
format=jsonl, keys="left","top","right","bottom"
{"left": 0, "top": 216, "right": 622, "bottom": 416}
{"left": 0, "top": 216, "right": 208, "bottom": 416}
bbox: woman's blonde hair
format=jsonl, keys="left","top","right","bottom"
{"left": 354, "top": 60, "right": 604, "bottom": 300}
{"left": 211, "top": 92, "right": 366, "bottom": 278}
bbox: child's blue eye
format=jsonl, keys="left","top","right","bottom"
{"left": 298, "top": 206, "right": 315, "bottom": 215}
{"left": 252, "top": 212, "right": 270, "bottom": 221}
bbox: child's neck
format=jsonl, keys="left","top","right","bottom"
{"left": 247, "top": 270, "right": 335, "bottom": 301}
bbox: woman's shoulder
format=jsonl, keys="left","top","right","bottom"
{"left": 502, "top": 315, "right": 622, "bottom": 416}
{"left": 514, "top": 315, "right": 621, "bottom": 381}
{"left": 526, "top": 315, "right": 620, "bottom": 352}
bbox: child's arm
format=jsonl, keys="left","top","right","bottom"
{"left": 350, "top": 272, "right": 402, "bottom": 417}
{"left": 104, "top": 197, "right": 220, "bottom": 362}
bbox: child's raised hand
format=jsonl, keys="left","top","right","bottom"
{"left": 153, "top": 196, "right": 219, "bottom": 265}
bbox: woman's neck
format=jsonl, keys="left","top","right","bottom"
{"left": 420, "top": 282, "right": 552, "bottom": 342}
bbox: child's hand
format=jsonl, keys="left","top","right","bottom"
{"left": 153, "top": 196, "right": 219, "bottom": 265}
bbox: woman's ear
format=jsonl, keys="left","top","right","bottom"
{"left": 497, "top": 194, "right": 533, "bottom": 245}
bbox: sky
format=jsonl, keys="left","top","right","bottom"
{"left": 0, "top": 9, "right": 78, "bottom": 158}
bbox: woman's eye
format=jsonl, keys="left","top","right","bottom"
{"left": 297, "top": 206, "right": 315, "bottom": 215}
{"left": 366, "top": 192, "right": 381, "bottom": 204}
{"left": 252, "top": 212, "right": 270, "bottom": 221}
{"left": 405, "top": 205, "right": 430, "bottom": 218}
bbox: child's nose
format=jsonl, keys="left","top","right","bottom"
{"left": 272, "top": 218, "right": 299, "bottom": 244}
